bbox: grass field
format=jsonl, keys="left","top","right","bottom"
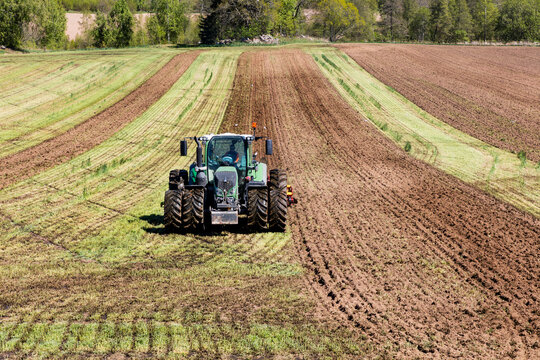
{"left": 0, "top": 45, "right": 538, "bottom": 359}
{"left": 0, "top": 48, "right": 178, "bottom": 158}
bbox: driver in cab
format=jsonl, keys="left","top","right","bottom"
{"left": 222, "top": 144, "right": 240, "bottom": 166}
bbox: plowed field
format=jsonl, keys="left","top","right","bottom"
{"left": 0, "top": 51, "right": 200, "bottom": 189}
{"left": 337, "top": 44, "right": 540, "bottom": 162}
{"left": 220, "top": 49, "right": 540, "bottom": 358}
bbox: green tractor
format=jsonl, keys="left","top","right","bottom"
{"left": 164, "top": 124, "right": 293, "bottom": 232}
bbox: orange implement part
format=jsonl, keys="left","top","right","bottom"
{"left": 287, "top": 185, "right": 297, "bottom": 205}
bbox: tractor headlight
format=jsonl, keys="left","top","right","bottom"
{"left": 215, "top": 188, "right": 225, "bottom": 201}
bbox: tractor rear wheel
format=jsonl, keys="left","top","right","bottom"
{"left": 182, "top": 188, "right": 205, "bottom": 231}
{"left": 268, "top": 169, "right": 287, "bottom": 232}
{"left": 164, "top": 190, "right": 183, "bottom": 230}
{"left": 247, "top": 188, "right": 268, "bottom": 231}
{"left": 169, "top": 169, "right": 188, "bottom": 190}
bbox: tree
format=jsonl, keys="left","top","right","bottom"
{"left": 409, "top": 6, "right": 430, "bottom": 41}
{"left": 450, "top": 0, "right": 472, "bottom": 41}
{"left": 147, "top": 13, "right": 166, "bottom": 43}
{"left": 136, "top": 0, "right": 151, "bottom": 11}
{"left": 151, "top": 0, "right": 189, "bottom": 43}
{"left": 472, "top": 0, "right": 498, "bottom": 41}
{"left": 35, "top": 0, "right": 67, "bottom": 49}
{"left": 378, "top": 0, "right": 407, "bottom": 41}
{"left": 216, "top": 0, "right": 271, "bottom": 39}
{"left": 402, "top": 0, "right": 418, "bottom": 25}
{"left": 275, "top": 0, "right": 298, "bottom": 35}
{"left": 350, "top": 0, "right": 378, "bottom": 40}
{"left": 430, "top": 0, "right": 453, "bottom": 42}
{"left": 199, "top": 0, "right": 220, "bottom": 44}
{"left": 92, "top": 11, "right": 113, "bottom": 47}
{"left": 497, "top": 0, "right": 538, "bottom": 42}
{"left": 318, "top": 0, "right": 361, "bottom": 41}
{"left": 109, "top": 0, "right": 134, "bottom": 47}
{"left": 0, "top": 0, "right": 32, "bottom": 49}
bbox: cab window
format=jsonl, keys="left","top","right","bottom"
{"left": 206, "top": 137, "right": 247, "bottom": 173}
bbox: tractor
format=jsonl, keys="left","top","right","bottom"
{"left": 164, "top": 123, "right": 294, "bottom": 232}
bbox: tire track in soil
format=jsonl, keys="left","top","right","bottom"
{"left": 0, "top": 51, "right": 201, "bottom": 190}
{"left": 219, "top": 49, "right": 540, "bottom": 358}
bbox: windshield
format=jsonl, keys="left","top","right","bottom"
{"left": 206, "top": 136, "right": 247, "bottom": 172}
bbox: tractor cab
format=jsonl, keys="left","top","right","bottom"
{"left": 203, "top": 134, "right": 250, "bottom": 186}
{"left": 193, "top": 134, "right": 256, "bottom": 215}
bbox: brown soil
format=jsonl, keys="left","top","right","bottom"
{"left": 0, "top": 51, "right": 200, "bottom": 190}
{"left": 337, "top": 44, "right": 540, "bottom": 162}
{"left": 220, "top": 49, "right": 540, "bottom": 358}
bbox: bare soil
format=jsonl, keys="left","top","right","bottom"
{"left": 220, "top": 49, "right": 540, "bottom": 358}
{"left": 337, "top": 44, "right": 540, "bottom": 162}
{"left": 0, "top": 51, "right": 200, "bottom": 189}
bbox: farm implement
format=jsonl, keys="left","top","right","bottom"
{"left": 164, "top": 123, "right": 295, "bottom": 232}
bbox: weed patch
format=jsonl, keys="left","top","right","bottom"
{"left": 404, "top": 141, "right": 412, "bottom": 152}
{"left": 517, "top": 150, "right": 527, "bottom": 167}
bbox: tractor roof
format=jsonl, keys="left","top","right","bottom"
{"left": 199, "top": 133, "right": 255, "bottom": 142}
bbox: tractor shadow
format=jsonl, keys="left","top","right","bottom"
{"left": 140, "top": 214, "right": 258, "bottom": 236}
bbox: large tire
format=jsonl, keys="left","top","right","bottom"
{"left": 179, "top": 170, "right": 189, "bottom": 185}
{"left": 182, "top": 188, "right": 205, "bottom": 231}
{"left": 169, "top": 169, "right": 189, "bottom": 190}
{"left": 164, "top": 190, "right": 183, "bottom": 230}
{"left": 268, "top": 169, "right": 287, "bottom": 232}
{"left": 247, "top": 187, "right": 268, "bottom": 231}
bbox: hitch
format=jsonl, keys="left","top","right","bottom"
{"left": 287, "top": 185, "right": 298, "bottom": 206}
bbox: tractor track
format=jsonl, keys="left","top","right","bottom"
{"left": 0, "top": 51, "right": 201, "bottom": 190}
{"left": 220, "top": 49, "right": 539, "bottom": 358}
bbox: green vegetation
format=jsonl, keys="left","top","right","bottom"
{"left": 2, "top": 0, "right": 538, "bottom": 50}
{"left": 92, "top": 0, "right": 134, "bottom": 47}
{"left": 0, "top": 0, "right": 32, "bottom": 49}
{"left": 379, "top": 0, "right": 540, "bottom": 42}
{"left": 310, "top": 46, "right": 539, "bottom": 216}
{"left": 0, "top": 321, "right": 362, "bottom": 356}
{"left": 497, "top": 0, "right": 539, "bottom": 42}
{"left": 147, "top": 0, "right": 189, "bottom": 44}
{"left": 0, "top": 0, "right": 66, "bottom": 49}
{"left": 60, "top": 0, "right": 152, "bottom": 12}
{"left": 34, "top": 0, "right": 68, "bottom": 49}
{"left": 318, "top": 0, "right": 361, "bottom": 41}
{"left": 0, "top": 48, "right": 177, "bottom": 157}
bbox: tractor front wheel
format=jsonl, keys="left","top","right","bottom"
{"left": 247, "top": 188, "right": 268, "bottom": 231}
{"left": 268, "top": 169, "right": 287, "bottom": 232}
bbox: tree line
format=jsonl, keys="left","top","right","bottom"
{"left": 0, "top": 0, "right": 538, "bottom": 50}
{"left": 378, "top": 0, "right": 539, "bottom": 43}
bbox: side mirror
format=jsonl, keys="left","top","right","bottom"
{"left": 180, "top": 140, "right": 187, "bottom": 156}
{"left": 253, "top": 151, "right": 258, "bottom": 160}
{"left": 266, "top": 139, "right": 273, "bottom": 155}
